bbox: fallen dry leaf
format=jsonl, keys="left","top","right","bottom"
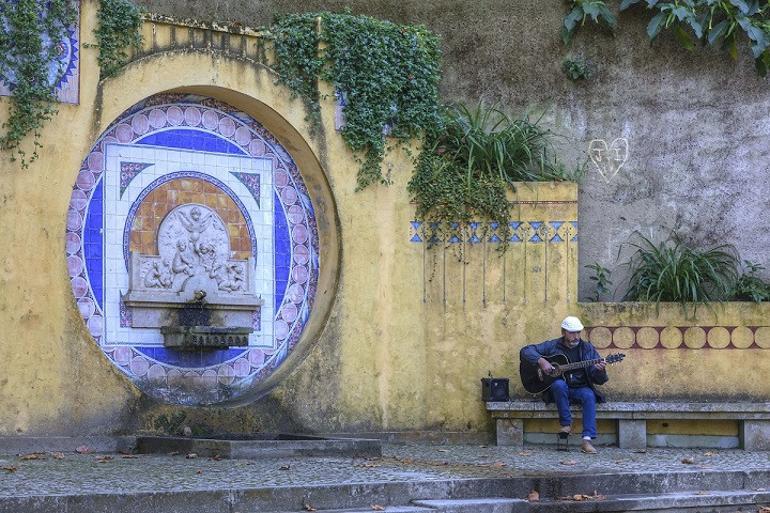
{"left": 492, "top": 461, "right": 507, "bottom": 467}
{"left": 527, "top": 490, "right": 540, "bottom": 502}
{"left": 18, "top": 453, "right": 45, "bottom": 461}
{"left": 121, "top": 455, "right": 138, "bottom": 459}
{"left": 279, "top": 464, "right": 291, "bottom": 470}
{"left": 196, "top": 469, "right": 202, "bottom": 475}
{"left": 2, "top": 466, "right": 17, "bottom": 473}
{"left": 186, "top": 453, "right": 198, "bottom": 459}
{"left": 758, "top": 507, "right": 770, "bottom": 513}
{"left": 51, "top": 452, "right": 65, "bottom": 460}
{"left": 75, "top": 445, "right": 92, "bottom": 454}
{"left": 560, "top": 459, "right": 577, "bottom": 466}
{"left": 210, "top": 454, "right": 222, "bottom": 461}
{"left": 558, "top": 492, "right": 606, "bottom": 502}
{"left": 436, "top": 449, "right": 449, "bottom": 453}
{"left": 517, "top": 450, "right": 533, "bottom": 456}
{"left": 371, "top": 505, "right": 385, "bottom": 511}
{"left": 95, "top": 456, "right": 113, "bottom": 463}
{"left": 681, "top": 457, "right": 695, "bottom": 465}
{"left": 303, "top": 502, "right": 316, "bottom": 512}
{"left": 168, "top": 451, "right": 180, "bottom": 456}
{"left": 703, "top": 451, "right": 716, "bottom": 456}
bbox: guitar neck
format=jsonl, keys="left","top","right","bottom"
{"left": 558, "top": 357, "right": 604, "bottom": 372}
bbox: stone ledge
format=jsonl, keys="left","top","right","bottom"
{"left": 487, "top": 401, "right": 770, "bottom": 420}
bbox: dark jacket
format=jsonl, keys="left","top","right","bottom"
{"left": 520, "top": 337, "right": 609, "bottom": 403}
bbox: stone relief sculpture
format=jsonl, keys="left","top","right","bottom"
{"left": 132, "top": 204, "right": 248, "bottom": 294}
{"left": 124, "top": 203, "right": 261, "bottom": 342}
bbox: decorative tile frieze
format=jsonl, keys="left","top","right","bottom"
{"left": 587, "top": 325, "right": 770, "bottom": 350}
{"left": 409, "top": 220, "right": 579, "bottom": 244}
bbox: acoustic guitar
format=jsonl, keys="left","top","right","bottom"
{"left": 519, "top": 353, "right": 625, "bottom": 394}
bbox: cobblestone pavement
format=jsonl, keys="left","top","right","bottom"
{"left": 0, "top": 443, "right": 768, "bottom": 497}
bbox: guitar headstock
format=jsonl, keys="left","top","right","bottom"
{"left": 604, "top": 353, "right": 625, "bottom": 364}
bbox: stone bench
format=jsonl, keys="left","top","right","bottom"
{"left": 486, "top": 401, "right": 770, "bottom": 450}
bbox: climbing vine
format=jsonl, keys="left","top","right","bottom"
{"left": 269, "top": 12, "right": 442, "bottom": 189}
{"left": 563, "top": 0, "right": 770, "bottom": 76}
{"left": 0, "top": 0, "right": 77, "bottom": 167}
{"left": 95, "top": 0, "right": 143, "bottom": 79}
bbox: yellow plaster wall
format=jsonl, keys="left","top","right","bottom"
{"left": 578, "top": 302, "right": 770, "bottom": 401}
{"left": 1, "top": 3, "right": 767, "bottom": 437}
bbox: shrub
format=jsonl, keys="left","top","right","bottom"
{"left": 408, "top": 103, "right": 580, "bottom": 242}
{"left": 621, "top": 232, "right": 739, "bottom": 304}
{"left": 732, "top": 260, "right": 770, "bottom": 302}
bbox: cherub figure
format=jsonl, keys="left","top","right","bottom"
{"left": 219, "top": 263, "right": 245, "bottom": 292}
{"left": 176, "top": 206, "right": 213, "bottom": 252}
{"left": 171, "top": 239, "right": 196, "bottom": 276}
{"left": 143, "top": 260, "right": 172, "bottom": 289}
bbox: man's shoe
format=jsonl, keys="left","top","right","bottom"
{"left": 559, "top": 425, "right": 572, "bottom": 436}
{"left": 580, "top": 439, "right": 597, "bottom": 454}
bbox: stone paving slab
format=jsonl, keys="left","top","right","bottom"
{"left": 0, "top": 443, "right": 768, "bottom": 497}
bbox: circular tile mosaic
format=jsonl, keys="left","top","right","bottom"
{"left": 66, "top": 94, "right": 320, "bottom": 404}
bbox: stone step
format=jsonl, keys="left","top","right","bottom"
{"left": 412, "top": 497, "right": 527, "bottom": 513}
{"left": 409, "top": 490, "right": 770, "bottom": 513}
{"left": 529, "top": 489, "right": 770, "bottom": 513}
{"left": 279, "top": 507, "right": 434, "bottom": 513}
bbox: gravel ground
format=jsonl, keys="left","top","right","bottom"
{"left": 0, "top": 443, "right": 767, "bottom": 497}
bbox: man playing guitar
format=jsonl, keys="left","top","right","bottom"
{"left": 519, "top": 316, "right": 609, "bottom": 454}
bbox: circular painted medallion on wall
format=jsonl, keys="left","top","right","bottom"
{"left": 66, "top": 94, "right": 319, "bottom": 404}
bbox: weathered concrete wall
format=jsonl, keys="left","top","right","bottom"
{"left": 134, "top": 0, "right": 770, "bottom": 300}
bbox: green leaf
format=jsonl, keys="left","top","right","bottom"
{"left": 728, "top": 0, "right": 750, "bottom": 14}
{"left": 672, "top": 6, "right": 688, "bottom": 21}
{"left": 707, "top": 19, "right": 729, "bottom": 45}
{"left": 598, "top": 5, "right": 618, "bottom": 29}
{"left": 563, "top": 6, "right": 584, "bottom": 31}
{"left": 687, "top": 17, "right": 703, "bottom": 39}
{"left": 647, "top": 12, "right": 667, "bottom": 39}
{"left": 675, "top": 25, "right": 696, "bottom": 50}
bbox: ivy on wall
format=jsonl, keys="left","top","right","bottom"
{"left": 0, "top": 0, "right": 77, "bottom": 167}
{"left": 563, "top": 0, "right": 770, "bottom": 76}
{"left": 0, "top": 0, "right": 142, "bottom": 168}
{"left": 408, "top": 103, "right": 580, "bottom": 246}
{"left": 95, "top": 0, "right": 143, "bottom": 78}
{"left": 268, "top": 12, "right": 442, "bottom": 190}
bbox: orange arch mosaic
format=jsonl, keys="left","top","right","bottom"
{"left": 129, "top": 178, "right": 252, "bottom": 260}
{"left": 587, "top": 325, "right": 770, "bottom": 350}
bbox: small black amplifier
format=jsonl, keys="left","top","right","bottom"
{"left": 481, "top": 378, "right": 509, "bottom": 402}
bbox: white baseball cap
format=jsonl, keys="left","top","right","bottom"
{"left": 561, "top": 316, "right": 584, "bottom": 332}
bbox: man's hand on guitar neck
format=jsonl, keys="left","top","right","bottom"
{"left": 594, "top": 360, "right": 606, "bottom": 372}
{"left": 537, "top": 357, "right": 556, "bottom": 375}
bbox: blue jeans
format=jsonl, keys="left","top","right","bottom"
{"left": 550, "top": 380, "right": 597, "bottom": 438}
